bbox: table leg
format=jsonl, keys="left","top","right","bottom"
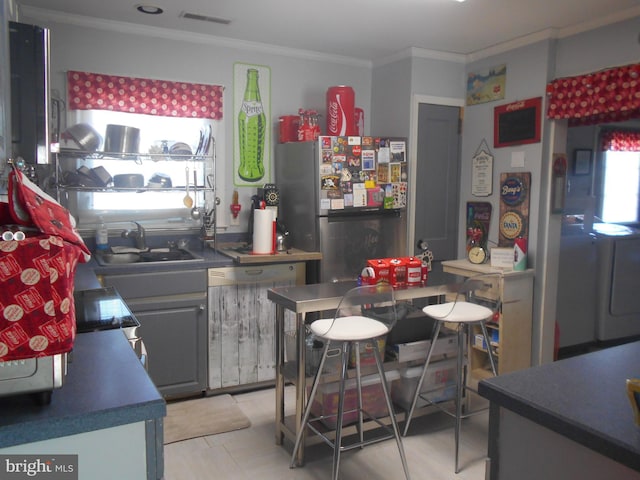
{"left": 295, "top": 311, "right": 306, "bottom": 465}
{"left": 275, "top": 303, "right": 285, "bottom": 445}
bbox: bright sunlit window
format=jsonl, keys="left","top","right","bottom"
{"left": 601, "top": 150, "right": 640, "bottom": 223}
{"left": 65, "top": 110, "right": 218, "bottom": 228}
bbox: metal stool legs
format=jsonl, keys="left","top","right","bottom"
{"left": 290, "top": 339, "right": 411, "bottom": 480}
{"left": 403, "top": 319, "right": 497, "bottom": 473}
{"left": 372, "top": 341, "right": 411, "bottom": 480}
{"left": 402, "top": 319, "right": 442, "bottom": 437}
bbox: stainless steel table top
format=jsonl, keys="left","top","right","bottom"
{"left": 267, "top": 270, "right": 459, "bottom": 313}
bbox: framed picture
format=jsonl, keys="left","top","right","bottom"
{"left": 494, "top": 97, "right": 542, "bottom": 148}
{"left": 573, "top": 149, "right": 592, "bottom": 175}
{"left": 233, "top": 62, "right": 271, "bottom": 186}
{"left": 466, "top": 64, "right": 506, "bottom": 106}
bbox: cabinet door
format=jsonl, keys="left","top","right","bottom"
{"left": 130, "top": 298, "right": 207, "bottom": 398}
{"left": 209, "top": 278, "right": 298, "bottom": 390}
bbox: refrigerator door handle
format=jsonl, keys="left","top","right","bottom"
{"left": 326, "top": 209, "right": 403, "bottom": 221}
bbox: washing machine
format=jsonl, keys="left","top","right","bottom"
{"left": 594, "top": 223, "right": 640, "bottom": 342}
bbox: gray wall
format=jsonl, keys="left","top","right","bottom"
{"left": 370, "top": 56, "right": 412, "bottom": 137}
{"left": 554, "top": 16, "right": 640, "bottom": 78}
{"left": 19, "top": 15, "right": 372, "bottom": 233}
{"left": 460, "top": 40, "right": 553, "bottom": 267}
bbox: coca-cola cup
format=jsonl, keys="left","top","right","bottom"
{"left": 326, "top": 86, "right": 356, "bottom": 136}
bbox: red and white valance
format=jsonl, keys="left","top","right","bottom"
{"left": 600, "top": 130, "right": 640, "bottom": 152}
{"left": 67, "top": 71, "right": 224, "bottom": 120}
{"left": 545, "top": 63, "right": 640, "bottom": 126}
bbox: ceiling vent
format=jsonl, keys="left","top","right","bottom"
{"left": 179, "top": 11, "right": 231, "bottom": 25}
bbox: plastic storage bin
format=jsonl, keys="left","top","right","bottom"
{"left": 392, "top": 358, "right": 457, "bottom": 410}
{"left": 310, "top": 371, "right": 400, "bottom": 429}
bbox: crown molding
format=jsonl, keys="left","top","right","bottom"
{"left": 466, "top": 6, "right": 640, "bottom": 63}
{"left": 20, "top": 6, "right": 373, "bottom": 69}
{"left": 373, "top": 47, "right": 466, "bottom": 68}
{"left": 466, "top": 28, "right": 557, "bottom": 63}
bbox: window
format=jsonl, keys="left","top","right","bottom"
{"left": 64, "top": 109, "right": 217, "bottom": 229}
{"left": 599, "top": 129, "right": 640, "bottom": 224}
{"left": 63, "top": 71, "right": 224, "bottom": 230}
{"left": 600, "top": 151, "right": 640, "bottom": 223}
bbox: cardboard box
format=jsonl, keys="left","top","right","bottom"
{"left": 490, "top": 247, "right": 513, "bottom": 269}
{"left": 474, "top": 334, "right": 487, "bottom": 350}
{"left": 392, "top": 359, "right": 457, "bottom": 409}
{"left": 285, "top": 331, "right": 341, "bottom": 375}
{"left": 389, "top": 334, "right": 458, "bottom": 363}
{"left": 310, "top": 371, "right": 400, "bottom": 429}
{"left": 388, "top": 258, "right": 407, "bottom": 287}
{"left": 348, "top": 336, "right": 386, "bottom": 368}
{"left": 365, "top": 258, "right": 391, "bottom": 284}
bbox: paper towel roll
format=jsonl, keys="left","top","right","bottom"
{"left": 253, "top": 209, "right": 274, "bottom": 254}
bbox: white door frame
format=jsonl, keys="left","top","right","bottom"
{"left": 408, "top": 94, "right": 465, "bottom": 254}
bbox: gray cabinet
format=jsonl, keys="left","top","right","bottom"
{"left": 208, "top": 263, "right": 305, "bottom": 391}
{"left": 101, "top": 269, "right": 208, "bottom": 398}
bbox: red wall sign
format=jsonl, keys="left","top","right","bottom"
{"left": 494, "top": 97, "right": 542, "bottom": 148}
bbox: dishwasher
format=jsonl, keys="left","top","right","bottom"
{"left": 208, "top": 263, "right": 305, "bottom": 391}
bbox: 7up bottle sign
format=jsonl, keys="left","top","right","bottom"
{"left": 238, "top": 68, "right": 266, "bottom": 182}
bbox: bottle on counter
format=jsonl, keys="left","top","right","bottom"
{"left": 95, "top": 217, "right": 109, "bottom": 251}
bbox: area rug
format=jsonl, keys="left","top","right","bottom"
{"left": 163, "top": 394, "right": 251, "bottom": 444}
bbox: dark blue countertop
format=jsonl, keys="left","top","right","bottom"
{"left": 478, "top": 341, "right": 640, "bottom": 472}
{"left": 0, "top": 330, "right": 166, "bottom": 449}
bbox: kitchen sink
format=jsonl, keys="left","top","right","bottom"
{"left": 94, "top": 248, "right": 204, "bottom": 266}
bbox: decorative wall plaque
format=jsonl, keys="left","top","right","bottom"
{"left": 498, "top": 172, "right": 531, "bottom": 247}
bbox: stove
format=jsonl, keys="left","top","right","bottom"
{"left": 74, "top": 287, "right": 147, "bottom": 368}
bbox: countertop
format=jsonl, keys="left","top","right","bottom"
{"left": 87, "top": 241, "right": 231, "bottom": 276}
{"left": 216, "top": 242, "right": 322, "bottom": 264}
{"left": 86, "top": 240, "right": 320, "bottom": 276}
{"left": 0, "top": 330, "right": 166, "bottom": 449}
{"left": 478, "top": 341, "right": 640, "bottom": 472}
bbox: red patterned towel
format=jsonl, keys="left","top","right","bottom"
{"left": 0, "top": 168, "right": 90, "bottom": 361}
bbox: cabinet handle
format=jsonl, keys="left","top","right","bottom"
{"left": 198, "top": 304, "right": 205, "bottom": 311}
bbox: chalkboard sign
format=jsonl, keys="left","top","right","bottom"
{"left": 494, "top": 97, "right": 542, "bottom": 148}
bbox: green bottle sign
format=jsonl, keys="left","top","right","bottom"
{"left": 238, "top": 69, "right": 266, "bottom": 182}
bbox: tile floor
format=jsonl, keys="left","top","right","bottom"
{"left": 163, "top": 386, "right": 489, "bottom": 480}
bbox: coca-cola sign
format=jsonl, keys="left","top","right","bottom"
{"left": 494, "top": 97, "right": 542, "bottom": 148}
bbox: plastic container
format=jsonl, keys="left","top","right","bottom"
{"left": 309, "top": 371, "right": 400, "bottom": 428}
{"left": 392, "top": 359, "right": 457, "bottom": 409}
{"left": 95, "top": 217, "right": 109, "bottom": 251}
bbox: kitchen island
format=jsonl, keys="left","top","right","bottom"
{"left": 0, "top": 329, "right": 165, "bottom": 480}
{"left": 478, "top": 341, "right": 640, "bottom": 479}
{"left": 268, "top": 269, "right": 460, "bottom": 464}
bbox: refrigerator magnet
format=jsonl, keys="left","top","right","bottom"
{"left": 331, "top": 198, "right": 345, "bottom": 210}
{"left": 378, "top": 147, "right": 390, "bottom": 164}
{"left": 321, "top": 175, "right": 340, "bottom": 190}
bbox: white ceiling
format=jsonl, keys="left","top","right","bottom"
{"left": 18, "top": 0, "right": 640, "bottom": 62}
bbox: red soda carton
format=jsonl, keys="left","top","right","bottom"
{"left": 405, "top": 256, "right": 422, "bottom": 286}
{"left": 388, "top": 258, "right": 407, "bottom": 288}
{"left": 366, "top": 258, "right": 391, "bottom": 285}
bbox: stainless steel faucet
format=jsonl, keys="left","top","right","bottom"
{"left": 121, "top": 221, "right": 147, "bottom": 250}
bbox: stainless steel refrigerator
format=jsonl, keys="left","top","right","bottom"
{"left": 275, "top": 136, "right": 408, "bottom": 283}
